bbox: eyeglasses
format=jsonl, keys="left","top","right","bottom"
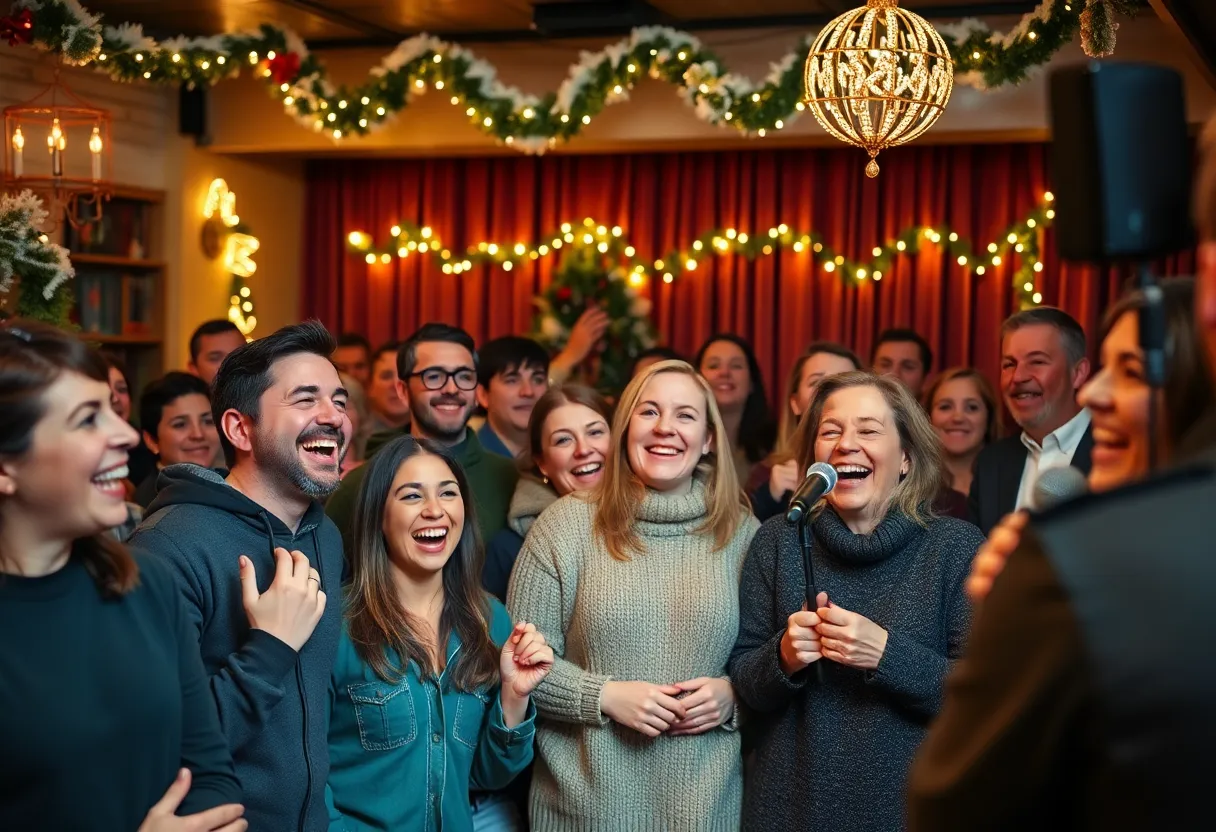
{"left": 408, "top": 366, "right": 478, "bottom": 391}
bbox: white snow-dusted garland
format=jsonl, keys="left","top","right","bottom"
{"left": 0, "top": 191, "right": 75, "bottom": 324}
{"left": 9, "top": 0, "right": 1140, "bottom": 152}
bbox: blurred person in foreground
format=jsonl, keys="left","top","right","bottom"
{"left": 907, "top": 127, "right": 1216, "bottom": 827}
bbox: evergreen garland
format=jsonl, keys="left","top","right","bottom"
{"left": 0, "top": 191, "right": 75, "bottom": 327}
{"left": 5, "top": 0, "right": 1147, "bottom": 152}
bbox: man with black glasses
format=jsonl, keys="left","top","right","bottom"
{"left": 325, "top": 323, "right": 518, "bottom": 553}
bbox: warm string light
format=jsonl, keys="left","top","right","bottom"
{"left": 49, "top": 0, "right": 1080, "bottom": 151}
{"left": 345, "top": 194, "right": 1052, "bottom": 303}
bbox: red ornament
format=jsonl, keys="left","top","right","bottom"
{"left": 267, "top": 51, "right": 300, "bottom": 85}
{"left": 1, "top": 8, "right": 34, "bottom": 46}
{"left": 555, "top": 286, "right": 573, "bottom": 302}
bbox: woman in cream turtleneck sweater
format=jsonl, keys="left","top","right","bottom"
{"left": 507, "top": 360, "right": 758, "bottom": 831}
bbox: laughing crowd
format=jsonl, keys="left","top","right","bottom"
{"left": 3, "top": 269, "right": 1212, "bottom": 831}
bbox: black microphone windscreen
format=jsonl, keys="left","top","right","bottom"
{"left": 1032, "top": 466, "right": 1088, "bottom": 511}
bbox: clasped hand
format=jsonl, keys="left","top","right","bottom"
{"left": 499, "top": 622, "right": 554, "bottom": 728}
{"left": 780, "top": 592, "right": 888, "bottom": 674}
{"left": 601, "top": 676, "right": 735, "bottom": 738}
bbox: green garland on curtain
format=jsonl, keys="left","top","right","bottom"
{"left": 346, "top": 195, "right": 1056, "bottom": 310}
{"left": 4, "top": 0, "right": 1145, "bottom": 151}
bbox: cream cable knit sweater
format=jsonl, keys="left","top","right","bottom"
{"left": 507, "top": 480, "right": 759, "bottom": 831}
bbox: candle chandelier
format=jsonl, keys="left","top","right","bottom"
{"left": 2, "top": 68, "right": 113, "bottom": 229}
{"left": 803, "top": 0, "right": 954, "bottom": 178}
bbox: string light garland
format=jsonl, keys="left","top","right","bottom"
{"left": 346, "top": 193, "right": 1055, "bottom": 309}
{"left": 5, "top": 0, "right": 1143, "bottom": 153}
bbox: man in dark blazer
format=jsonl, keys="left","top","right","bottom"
{"left": 907, "top": 114, "right": 1216, "bottom": 832}
{"left": 968, "top": 308, "right": 1094, "bottom": 534}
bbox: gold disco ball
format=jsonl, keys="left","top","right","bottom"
{"left": 803, "top": 0, "right": 954, "bottom": 177}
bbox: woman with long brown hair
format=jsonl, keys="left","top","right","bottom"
{"left": 924, "top": 367, "right": 1001, "bottom": 519}
{"left": 0, "top": 321, "right": 244, "bottom": 831}
{"left": 508, "top": 360, "right": 759, "bottom": 830}
{"left": 326, "top": 435, "right": 553, "bottom": 831}
{"left": 696, "top": 334, "right": 777, "bottom": 485}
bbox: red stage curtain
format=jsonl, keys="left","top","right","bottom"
{"left": 302, "top": 143, "right": 1192, "bottom": 400}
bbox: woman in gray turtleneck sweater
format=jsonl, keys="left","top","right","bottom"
{"left": 730, "top": 372, "right": 983, "bottom": 832}
{"left": 508, "top": 361, "right": 757, "bottom": 831}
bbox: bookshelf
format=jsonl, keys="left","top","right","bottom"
{"left": 65, "top": 186, "right": 166, "bottom": 401}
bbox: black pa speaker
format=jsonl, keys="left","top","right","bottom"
{"left": 179, "top": 84, "right": 209, "bottom": 144}
{"left": 1049, "top": 62, "right": 1193, "bottom": 263}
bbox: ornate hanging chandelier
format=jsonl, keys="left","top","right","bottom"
{"left": 803, "top": 0, "right": 954, "bottom": 178}
{"left": 2, "top": 67, "right": 113, "bottom": 229}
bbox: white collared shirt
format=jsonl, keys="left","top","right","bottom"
{"left": 1014, "top": 408, "right": 1092, "bottom": 511}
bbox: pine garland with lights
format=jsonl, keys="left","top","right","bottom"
{"left": 532, "top": 245, "right": 657, "bottom": 394}
{"left": 0, "top": 190, "right": 74, "bottom": 326}
{"left": 1080, "top": 0, "right": 1117, "bottom": 58}
{"left": 6, "top": 0, "right": 1145, "bottom": 152}
{"left": 347, "top": 196, "right": 1057, "bottom": 311}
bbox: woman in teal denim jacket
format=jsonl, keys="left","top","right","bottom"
{"left": 326, "top": 436, "right": 553, "bottom": 832}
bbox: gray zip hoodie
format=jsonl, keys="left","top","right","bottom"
{"left": 127, "top": 464, "right": 343, "bottom": 832}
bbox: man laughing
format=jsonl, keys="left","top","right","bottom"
{"left": 127, "top": 320, "right": 350, "bottom": 832}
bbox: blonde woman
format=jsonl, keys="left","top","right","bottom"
{"left": 748, "top": 343, "right": 862, "bottom": 521}
{"left": 730, "top": 371, "right": 983, "bottom": 831}
{"left": 507, "top": 360, "right": 759, "bottom": 830}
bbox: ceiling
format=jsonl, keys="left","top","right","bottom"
{"left": 1150, "top": 0, "right": 1216, "bottom": 85}
{"left": 79, "top": 0, "right": 1041, "bottom": 47}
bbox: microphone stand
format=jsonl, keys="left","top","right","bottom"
{"left": 1137, "top": 263, "right": 1166, "bottom": 472}
{"left": 797, "top": 512, "right": 825, "bottom": 684}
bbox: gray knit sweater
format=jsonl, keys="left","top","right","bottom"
{"left": 507, "top": 480, "right": 759, "bottom": 831}
{"left": 729, "top": 508, "right": 982, "bottom": 832}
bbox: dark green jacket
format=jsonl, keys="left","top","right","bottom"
{"left": 326, "top": 428, "right": 518, "bottom": 560}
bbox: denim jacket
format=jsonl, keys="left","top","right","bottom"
{"left": 325, "top": 597, "right": 535, "bottom": 832}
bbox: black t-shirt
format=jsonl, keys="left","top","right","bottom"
{"left": 0, "top": 551, "right": 240, "bottom": 830}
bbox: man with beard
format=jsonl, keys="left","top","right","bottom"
{"left": 968, "top": 308, "right": 1094, "bottom": 534}
{"left": 127, "top": 320, "right": 349, "bottom": 832}
{"left": 327, "top": 322, "right": 518, "bottom": 554}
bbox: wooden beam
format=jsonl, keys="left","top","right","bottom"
{"left": 273, "top": 0, "right": 404, "bottom": 40}
{"left": 1147, "top": 0, "right": 1216, "bottom": 92}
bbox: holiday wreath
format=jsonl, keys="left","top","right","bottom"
{"left": 531, "top": 243, "right": 657, "bottom": 395}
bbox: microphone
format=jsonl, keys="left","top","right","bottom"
{"left": 1032, "top": 466, "right": 1088, "bottom": 511}
{"left": 785, "top": 462, "right": 838, "bottom": 525}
